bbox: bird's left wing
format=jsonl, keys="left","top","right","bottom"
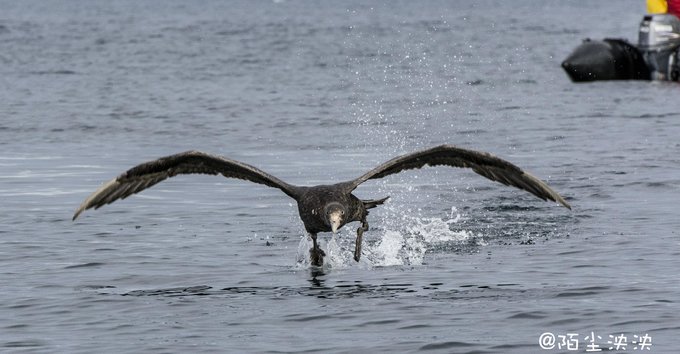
{"left": 344, "top": 144, "right": 570, "bottom": 209}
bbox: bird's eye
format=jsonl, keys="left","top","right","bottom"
{"left": 341, "top": 210, "right": 344, "bottom": 215}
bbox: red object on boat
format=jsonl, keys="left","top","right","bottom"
{"left": 668, "top": 0, "right": 680, "bottom": 17}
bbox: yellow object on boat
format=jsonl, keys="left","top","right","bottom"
{"left": 647, "top": 0, "right": 668, "bottom": 13}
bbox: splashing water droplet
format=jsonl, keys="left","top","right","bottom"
{"left": 294, "top": 207, "right": 478, "bottom": 269}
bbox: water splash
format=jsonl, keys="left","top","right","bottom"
{"left": 295, "top": 206, "right": 480, "bottom": 269}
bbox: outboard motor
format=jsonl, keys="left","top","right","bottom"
{"left": 562, "top": 14, "right": 680, "bottom": 82}
{"left": 638, "top": 14, "right": 680, "bottom": 81}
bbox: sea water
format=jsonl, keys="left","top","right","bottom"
{"left": 1, "top": 1, "right": 679, "bottom": 352}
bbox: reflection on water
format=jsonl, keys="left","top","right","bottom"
{"left": 118, "top": 282, "right": 506, "bottom": 300}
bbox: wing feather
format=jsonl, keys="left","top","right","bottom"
{"left": 73, "top": 151, "right": 300, "bottom": 220}
{"left": 346, "top": 144, "right": 570, "bottom": 209}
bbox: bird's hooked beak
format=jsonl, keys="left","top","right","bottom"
{"left": 329, "top": 210, "right": 342, "bottom": 233}
{"left": 324, "top": 202, "right": 347, "bottom": 234}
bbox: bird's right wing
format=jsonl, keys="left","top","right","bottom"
{"left": 73, "top": 150, "right": 301, "bottom": 220}
{"left": 345, "top": 144, "right": 570, "bottom": 209}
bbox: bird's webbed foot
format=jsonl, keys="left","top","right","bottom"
{"left": 309, "top": 233, "right": 325, "bottom": 267}
{"left": 354, "top": 220, "right": 369, "bottom": 262}
{"left": 310, "top": 247, "right": 326, "bottom": 267}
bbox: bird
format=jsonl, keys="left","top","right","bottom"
{"left": 73, "top": 144, "right": 571, "bottom": 266}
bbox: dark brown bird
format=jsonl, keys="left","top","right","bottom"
{"left": 73, "top": 145, "right": 571, "bottom": 266}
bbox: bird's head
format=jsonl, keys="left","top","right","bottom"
{"left": 324, "top": 202, "right": 347, "bottom": 233}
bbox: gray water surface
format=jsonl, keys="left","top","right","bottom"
{"left": 1, "top": 1, "right": 679, "bottom": 353}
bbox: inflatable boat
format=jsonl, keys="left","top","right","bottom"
{"left": 562, "top": 14, "right": 680, "bottom": 82}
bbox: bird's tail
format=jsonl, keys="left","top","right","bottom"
{"left": 362, "top": 196, "right": 389, "bottom": 209}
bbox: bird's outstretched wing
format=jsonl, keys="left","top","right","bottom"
{"left": 345, "top": 144, "right": 571, "bottom": 209}
{"left": 73, "top": 150, "right": 301, "bottom": 220}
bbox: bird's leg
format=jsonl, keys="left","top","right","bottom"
{"left": 354, "top": 220, "right": 369, "bottom": 262}
{"left": 309, "top": 233, "right": 325, "bottom": 266}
